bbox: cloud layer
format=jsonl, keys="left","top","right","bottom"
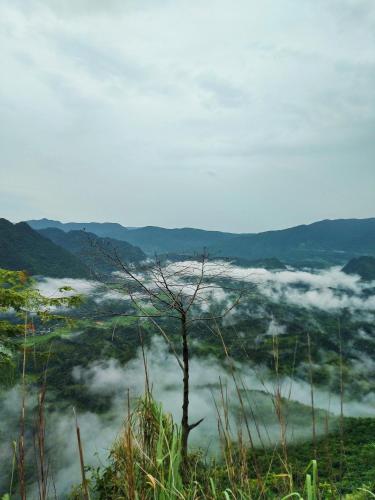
{"left": 166, "top": 260, "right": 375, "bottom": 314}
{"left": 1, "top": 0, "right": 375, "bottom": 230}
{"left": 35, "top": 261, "right": 375, "bottom": 315}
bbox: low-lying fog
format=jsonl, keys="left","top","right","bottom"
{"left": 2, "top": 261, "right": 375, "bottom": 496}
{"left": 37, "top": 261, "right": 375, "bottom": 315}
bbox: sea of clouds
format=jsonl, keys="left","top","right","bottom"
{"left": 3, "top": 262, "right": 372, "bottom": 495}
{"left": 36, "top": 261, "right": 375, "bottom": 316}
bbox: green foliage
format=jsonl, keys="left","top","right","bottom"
{"left": 0, "top": 268, "right": 82, "bottom": 371}
{"left": 87, "top": 397, "right": 184, "bottom": 499}
{"left": 252, "top": 418, "right": 375, "bottom": 497}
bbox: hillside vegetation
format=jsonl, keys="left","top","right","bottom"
{"left": 0, "top": 219, "right": 89, "bottom": 278}
{"left": 213, "top": 218, "right": 375, "bottom": 267}
{"left": 342, "top": 255, "right": 375, "bottom": 281}
{"left": 38, "top": 227, "right": 146, "bottom": 273}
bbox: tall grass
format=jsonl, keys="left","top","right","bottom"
{"left": 86, "top": 396, "right": 185, "bottom": 499}
{"left": 80, "top": 393, "right": 324, "bottom": 500}
{"left": 5, "top": 313, "right": 375, "bottom": 498}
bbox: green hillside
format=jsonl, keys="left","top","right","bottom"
{"left": 212, "top": 218, "right": 375, "bottom": 266}
{"left": 342, "top": 255, "right": 375, "bottom": 281}
{"left": 38, "top": 227, "right": 146, "bottom": 272}
{"left": 0, "top": 218, "right": 89, "bottom": 278}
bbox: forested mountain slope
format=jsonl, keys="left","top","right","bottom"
{"left": 0, "top": 218, "right": 89, "bottom": 277}
{"left": 38, "top": 227, "right": 146, "bottom": 272}
{"left": 342, "top": 255, "right": 375, "bottom": 281}
{"left": 212, "top": 218, "right": 375, "bottom": 266}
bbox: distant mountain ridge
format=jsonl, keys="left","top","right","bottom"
{"left": 0, "top": 218, "right": 89, "bottom": 278}
{"left": 27, "top": 217, "right": 375, "bottom": 266}
{"left": 27, "top": 218, "right": 129, "bottom": 241}
{"left": 27, "top": 219, "right": 235, "bottom": 254}
{"left": 38, "top": 227, "right": 146, "bottom": 273}
{"left": 213, "top": 218, "right": 375, "bottom": 266}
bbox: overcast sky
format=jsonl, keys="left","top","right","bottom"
{"left": 0, "top": 0, "right": 374, "bottom": 232}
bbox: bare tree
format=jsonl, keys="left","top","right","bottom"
{"left": 99, "top": 249, "right": 243, "bottom": 473}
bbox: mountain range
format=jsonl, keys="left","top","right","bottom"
{"left": 28, "top": 218, "right": 234, "bottom": 254}
{"left": 0, "top": 219, "right": 145, "bottom": 278}
{"left": 1, "top": 217, "right": 374, "bottom": 278}
{"left": 27, "top": 218, "right": 130, "bottom": 241}
{"left": 28, "top": 217, "right": 375, "bottom": 267}
{"left": 212, "top": 218, "right": 375, "bottom": 267}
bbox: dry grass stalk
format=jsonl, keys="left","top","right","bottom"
{"left": 73, "top": 408, "right": 90, "bottom": 500}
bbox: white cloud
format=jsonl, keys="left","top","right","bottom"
{"left": 167, "top": 260, "right": 375, "bottom": 313}
{"left": 34, "top": 262, "right": 375, "bottom": 316}
{"left": 36, "top": 277, "right": 99, "bottom": 298}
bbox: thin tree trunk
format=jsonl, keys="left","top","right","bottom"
{"left": 181, "top": 312, "right": 190, "bottom": 472}
{"left": 18, "top": 313, "right": 28, "bottom": 500}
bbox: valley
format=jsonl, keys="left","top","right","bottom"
{"left": 1, "top": 244, "right": 375, "bottom": 497}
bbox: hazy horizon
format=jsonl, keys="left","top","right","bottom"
{"left": 8, "top": 213, "right": 375, "bottom": 234}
